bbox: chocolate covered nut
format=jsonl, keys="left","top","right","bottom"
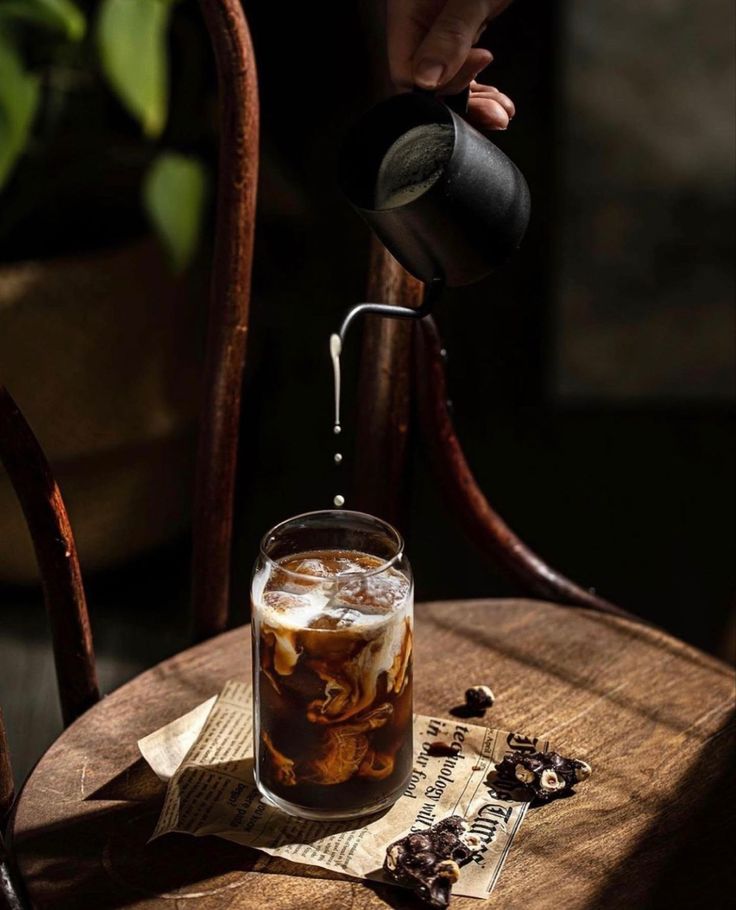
{"left": 435, "top": 816, "right": 467, "bottom": 835}
{"left": 496, "top": 749, "right": 592, "bottom": 801}
{"left": 385, "top": 843, "right": 404, "bottom": 871}
{"left": 540, "top": 769, "right": 565, "bottom": 792}
{"left": 433, "top": 831, "right": 459, "bottom": 855}
{"left": 383, "top": 814, "right": 481, "bottom": 908}
{"left": 410, "top": 851, "right": 439, "bottom": 871}
{"left": 460, "top": 831, "right": 483, "bottom": 851}
{"left": 465, "top": 685, "right": 495, "bottom": 711}
{"left": 514, "top": 764, "right": 535, "bottom": 785}
{"left": 407, "top": 833, "right": 433, "bottom": 852}
{"left": 435, "top": 860, "right": 461, "bottom": 883}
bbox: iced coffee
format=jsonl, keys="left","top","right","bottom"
{"left": 251, "top": 511, "right": 413, "bottom": 820}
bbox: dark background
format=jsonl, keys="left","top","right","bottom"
{"left": 1, "top": 0, "right": 734, "bottom": 781}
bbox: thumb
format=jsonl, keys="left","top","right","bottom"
{"left": 412, "top": 0, "right": 495, "bottom": 90}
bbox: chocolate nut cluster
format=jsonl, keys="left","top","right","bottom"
{"left": 384, "top": 815, "right": 482, "bottom": 908}
{"left": 496, "top": 749, "right": 592, "bottom": 801}
{"left": 464, "top": 684, "right": 495, "bottom": 712}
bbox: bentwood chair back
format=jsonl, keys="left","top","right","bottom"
{"left": 0, "top": 0, "right": 257, "bottom": 903}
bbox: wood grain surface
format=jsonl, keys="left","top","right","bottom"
{"left": 10, "top": 600, "right": 735, "bottom": 909}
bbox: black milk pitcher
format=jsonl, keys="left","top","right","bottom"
{"left": 338, "top": 90, "right": 531, "bottom": 288}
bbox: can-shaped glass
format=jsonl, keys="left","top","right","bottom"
{"left": 251, "top": 510, "right": 413, "bottom": 820}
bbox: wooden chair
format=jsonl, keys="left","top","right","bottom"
{"left": 1, "top": 2, "right": 733, "bottom": 908}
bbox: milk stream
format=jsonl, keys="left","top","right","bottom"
{"left": 329, "top": 333, "right": 345, "bottom": 507}
{"left": 330, "top": 333, "right": 342, "bottom": 435}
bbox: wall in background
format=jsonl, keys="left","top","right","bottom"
{"left": 555, "top": 0, "right": 735, "bottom": 401}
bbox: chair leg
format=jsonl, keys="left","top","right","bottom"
{"left": 0, "top": 710, "right": 12, "bottom": 834}
{"left": 414, "top": 317, "right": 636, "bottom": 621}
{"left": 0, "top": 834, "right": 26, "bottom": 910}
{"left": 0, "top": 721, "right": 25, "bottom": 910}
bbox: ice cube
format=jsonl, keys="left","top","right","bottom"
{"left": 334, "top": 571, "right": 410, "bottom": 613}
{"left": 290, "top": 558, "right": 332, "bottom": 578}
{"left": 307, "top": 604, "right": 362, "bottom": 631}
{"left": 261, "top": 589, "right": 329, "bottom": 628}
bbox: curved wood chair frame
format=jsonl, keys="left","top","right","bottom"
{"left": 191, "top": 0, "right": 259, "bottom": 642}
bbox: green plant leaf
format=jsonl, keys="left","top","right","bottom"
{"left": 97, "top": 0, "right": 174, "bottom": 138}
{"left": 0, "top": 0, "right": 86, "bottom": 41}
{"left": 143, "top": 152, "right": 207, "bottom": 272}
{"left": 0, "top": 29, "right": 40, "bottom": 189}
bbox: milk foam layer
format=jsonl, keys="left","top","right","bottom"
{"left": 375, "top": 123, "right": 454, "bottom": 209}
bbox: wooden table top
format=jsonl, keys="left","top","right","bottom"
{"left": 11, "top": 599, "right": 736, "bottom": 909}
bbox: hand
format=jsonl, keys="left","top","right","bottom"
{"left": 387, "top": 0, "right": 515, "bottom": 130}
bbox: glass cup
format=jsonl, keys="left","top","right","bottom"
{"left": 251, "top": 510, "right": 414, "bottom": 820}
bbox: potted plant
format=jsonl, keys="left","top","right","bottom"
{"left": 0, "top": 0, "right": 212, "bottom": 582}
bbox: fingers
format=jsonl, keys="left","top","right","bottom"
{"left": 466, "top": 80, "right": 515, "bottom": 131}
{"left": 412, "top": 0, "right": 494, "bottom": 89}
{"left": 387, "top": 0, "right": 445, "bottom": 90}
{"left": 386, "top": 0, "right": 517, "bottom": 132}
{"left": 470, "top": 80, "right": 515, "bottom": 117}
{"left": 439, "top": 47, "right": 493, "bottom": 96}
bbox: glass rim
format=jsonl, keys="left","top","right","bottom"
{"left": 258, "top": 509, "right": 406, "bottom": 581}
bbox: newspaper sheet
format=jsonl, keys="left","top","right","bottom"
{"left": 139, "top": 679, "right": 548, "bottom": 901}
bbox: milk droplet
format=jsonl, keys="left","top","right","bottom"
{"left": 334, "top": 453, "right": 343, "bottom": 464}
{"left": 333, "top": 424, "right": 341, "bottom": 435}
{"left": 333, "top": 494, "right": 345, "bottom": 507}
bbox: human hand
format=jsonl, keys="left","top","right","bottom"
{"left": 387, "top": 0, "right": 515, "bottom": 130}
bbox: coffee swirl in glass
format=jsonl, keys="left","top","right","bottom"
{"left": 251, "top": 510, "right": 413, "bottom": 820}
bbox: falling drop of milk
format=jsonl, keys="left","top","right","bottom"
{"left": 334, "top": 453, "right": 343, "bottom": 464}
{"left": 333, "top": 494, "right": 345, "bottom": 507}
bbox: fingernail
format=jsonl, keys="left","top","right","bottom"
{"left": 414, "top": 60, "right": 445, "bottom": 89}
